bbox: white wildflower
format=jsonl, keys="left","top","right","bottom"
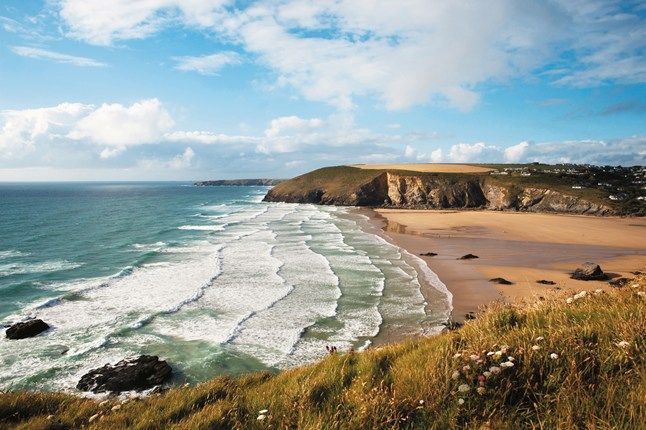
{"left": 638, "top": 291, "right": 645, "bottom": 299}
{"left": 573, "top": 291, "right": 587, "bottom": 300}
{"left": 500, "top": 346, "right": 509, "bottom": 354}
{"left": 257, "top": 414, "right": 266, "bottom": 421}
{"left": 419, "top": 400, "right": 425, "bottom": 405}
{"left": 111, "top": 404, "right": 122, "bottom": 412}
{"left": 550, "top": 353, "right": 559, "bottom": 360}
{"left": 259, "top": 409, "right": 269, "bottom": 414}
{"left": 469, "top": 354, "right": 480, "bottom": 361}
{"left": 535, "top": 336, "right": 544, "bottom": 342}
{"left": 462, "top": 365, "right": 471, "bottom": 372}
{"left": 489, "top": 366, "right": 501, "bottom": 374}
{"left": 566, "top": 297, "right": 574, "bottom": 304}
{"left": 630, "top": 283, "right": 639, "bottom": 289}
{"left": 500, "top": 361, "right": 514, "bottom": 368}
{"left": 617, "top": 341, "right": 630, "bottom": 348}
{"left": 453, "top": 352, "right": 462, "bottom": 359}
{"left": 594, "top": 289, "right": 603, "bottom": 295}
{"left": 477, "top": 387, "right": 486, "bottom": 395}
{"left": 458, "top": 398, "right": 465, "bottom": 405}
{"left": 507, "top": 356, "right": 515, "bottom": 361}
{"left": 483, "top": 371, "right": 492, "bottom": 378}
{"left": 532, "top": 345, "right": 541, "bottom": 351}
{"left": 458, "top": 384, "right": 470, "bottom": 393}
{"left": 486, "top": 351, "right": 494, "bottom": 356}
{"left": 89, "top": 414, "right": 100, "bottom": 423}
{"left": 493, "top": 351, "right": 503, "bottom": 359}
{"left": 451, "top": 371, "right": 460, "bottom": 380}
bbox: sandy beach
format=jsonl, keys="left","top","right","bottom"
{"left": 368, "top": 209, "right": 646, "bottom": 323}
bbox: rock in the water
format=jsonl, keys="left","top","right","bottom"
{"left": 571, "top": 262, "right": 607, "bottom": 281}
{"left": 5, "top": 319, "right": 50, "bottom": 339}
{"left": 419, "top": 252, "right": 438, "bottom": 257}
{"left": 536, "top": 279, "right": 556, "bottom": 285}
{"left": 458, "top": 254, "right": 479, "bottom": 260}
{"left": 77, "top": 355, "right": 172, "bottom": 393}
{"left": 489, "top": 277, "right": 513, "bottom": 285}
{"left": 609, "top": 277, "right": 632, "bottom": 288}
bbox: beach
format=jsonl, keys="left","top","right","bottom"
{"left": 367, "top": 209, "right": 646, "bottom": 323}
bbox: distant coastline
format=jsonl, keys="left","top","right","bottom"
{"left": 195, "top": 178, "right": 284, "bottom": 186}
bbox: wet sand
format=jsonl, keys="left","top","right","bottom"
{"left": 368, "top": 209, "right": 646, "bottom": 323}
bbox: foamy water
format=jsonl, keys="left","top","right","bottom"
{"left": 0, "top": 183, "right": 451, "bottom": 392}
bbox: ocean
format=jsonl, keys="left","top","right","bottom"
{"left": 0, "top": 182, "right": 451, "bottom": 392}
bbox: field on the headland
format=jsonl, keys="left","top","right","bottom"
{"left": 1, "top": 279, "right": 644, "bottom": 429}
{"left": 351, "top": 163, "right": 495, "bottom": 173}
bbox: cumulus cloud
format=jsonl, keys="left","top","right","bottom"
{"left": 448, "top": 142, "right": 501, "bottom": 163}
{"left": 53, "top": 0, "right": 645, "bottom": 111}
{"left": 11, "top": 46, "right": 107, "bottom": 67}
{"left": 174, "top": 51, "right": 242, "bottom": 75}
{"left": 503, "top": 141, "right": 530, "bottom": 162}
{"left": 67, "top": 99, "right": 174, "bottom": 156}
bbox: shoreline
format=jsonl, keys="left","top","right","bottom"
{"left": 363, "top": 208, "right": 646, "bottom": 328}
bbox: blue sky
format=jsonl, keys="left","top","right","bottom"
{"left": 0, "top": 0, "right": 644, "bottom": 180}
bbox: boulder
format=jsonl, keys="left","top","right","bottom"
{"left": 609, "top": 277, "right": 631, "bottom": 288}
{"left": 571, "top": 262, "right": 608, "bottom": 281}
{"left": 419, "top": 252, "right": 437, "bottom": 257}
{"left": 458, "top": 254, "right": 479, "bottom": 260}
{"left": 489, "top": 277, "right": 513, "bottom": 285}
{"left": 77, "top": 355, "right": 172, "bottom": 394}
{"left": 536, "top": 280, "right": 556, "bottom": 285}
{"left": 5, "top": 319, "right": 50, "bottom": 339}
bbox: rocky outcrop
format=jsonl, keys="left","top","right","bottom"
{"left": 571, "top": 263, "right": 608, "bottom": 281}
{"left": 5, "top": 319, "right": 49, "bottom": 339}
{"left": 77, "top": 355, "right": 172, "bottom": 394}
{"left": 196, "top": 179, "right": 284, "bottom": 186}
{"left": 264, "top": 169, "right": 617, "bottom": 216}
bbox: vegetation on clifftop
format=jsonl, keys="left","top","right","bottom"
{"left": 1, "top": 278, "right": 644, "bottom": 429}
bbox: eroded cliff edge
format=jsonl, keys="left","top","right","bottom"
{"left": 263, "top": 166, "right": 622, "bottom": 215}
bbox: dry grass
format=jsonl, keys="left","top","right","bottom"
{"left": 1, "top": 278, "right": 644, "bottom": 429}
{"left": 351, "top": 164, "right": 495, "bottom": 173}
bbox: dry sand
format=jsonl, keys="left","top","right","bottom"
{"left": 370, "top": 209, "right": 646, "bottom": 323}
{"left": 351, "top": 163, "right": 494, "bottom": 173}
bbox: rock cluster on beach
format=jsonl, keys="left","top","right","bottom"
{"left": 571, "top": 262, "right": 608, "bottom": 281}
{"left": 458, "top": 254, "right": 479, "bottom": 260}
{"left": 489, "top": 277, "right": 513, "bottom": 285}
{"left": 77, "top": 355, "right": 172, "bottom": 394}
{"left": 5, "top": 319, "right": 50, "bottom": 339}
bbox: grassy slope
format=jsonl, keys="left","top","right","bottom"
{"left": 1, "top": 280, "right": 644, "bottom": 429}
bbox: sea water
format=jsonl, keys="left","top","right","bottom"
{"left": 0, "top": 182, "right": 451, "bottom": 392}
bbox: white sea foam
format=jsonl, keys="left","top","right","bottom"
{"left": 0, "top": 250, "right": 28, "bottom": 259}
{"left": 0, "top": 260, "right": 82, "bottom": 277}
{"left": 178, "top": 225, "right": 226, "bottom": 231}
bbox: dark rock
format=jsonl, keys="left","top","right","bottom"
{"left": 630, "top": 271, "right": 643, "bottom": 276}
{"left": 5, "top": 319, "right": 50, "bottom": 339}
{"left": 77, "top": 355, "right": 172, "bottom": 394}
{"left": 458, "top": 254, "right": 479, "bottom": 260}
{"left": 464, "top": 312, "right": 476, "bottom": 320}
{"left": 419, "top": 252, "right": 438, "bottom": 257}
{"left": 536, "top": 279, "right": 556, "bottom": 285}
{"left": 489, "top": 277, "right": 513, "bottom": 285}
{"left": 445, "top": 321, "right": 463, "bottom": 331}
{"left": 609, "top": 277, "right": 632, "bottom": 288}
{"left": 571, "top": 262, "right": 608, "bottom": 281}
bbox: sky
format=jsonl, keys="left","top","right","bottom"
{"left": 0, "top": 0, "right": 645, "bottom": 181}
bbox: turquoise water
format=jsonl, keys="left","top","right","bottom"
{"left": 0, "top": 182, "right": 451, "bottom": 392}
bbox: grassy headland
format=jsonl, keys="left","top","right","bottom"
{"left": 2, "top": 278, "right": 644, "bottom": 429}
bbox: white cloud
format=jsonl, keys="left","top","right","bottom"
{"left": 53, "top": 1, "right": 645, "bottom": 111}
{"left": 168, "top": 147, "right": 195, "bottom": 169}
{"left": 68, "top": 99, "right": 174, "bottom": 154}
{"left": 11, "top": 45, "right": 107, "bottom": 67}
{"left": 58, "top": 0, "right": 232, "bottom": 45}
{"left": 174, "top": 51, "right": 242, "bottom": 75}
{"left": 430, "top": 148, "right": 443, "bottom": 163}
{"left": 448, "top": 142, "right": 501, "bottom": 163}
{"left": 0, "top": 103, "right": 92, "bottom": 159}
{"left": 504, "top": 141, "right": 530, "bottom": 162}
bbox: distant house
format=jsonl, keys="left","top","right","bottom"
{"left": 571, "top": 185, "right": 582, "bottom": 189}
{"left": 520, "top": 172, "right": 531, "bottom": 176}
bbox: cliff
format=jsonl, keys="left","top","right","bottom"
{"left": 263, "top": 166, "right": 619, "bottom": 215}
{"left": 195, "top": 178, "right": 284, "bottom": 186}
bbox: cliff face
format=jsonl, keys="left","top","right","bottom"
{"left": 263, "top": 170, "right": 616, "bottom": 215}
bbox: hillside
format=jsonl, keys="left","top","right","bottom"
{"left": 263, "top": 164, "right": 645, "bottom": 216}
{"left": 1, "top": 279, "right": 644, "bottom": 429}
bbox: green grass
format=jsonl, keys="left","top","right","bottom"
{"left": 1, "top": 278, "right": 645, "bottom": 429}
